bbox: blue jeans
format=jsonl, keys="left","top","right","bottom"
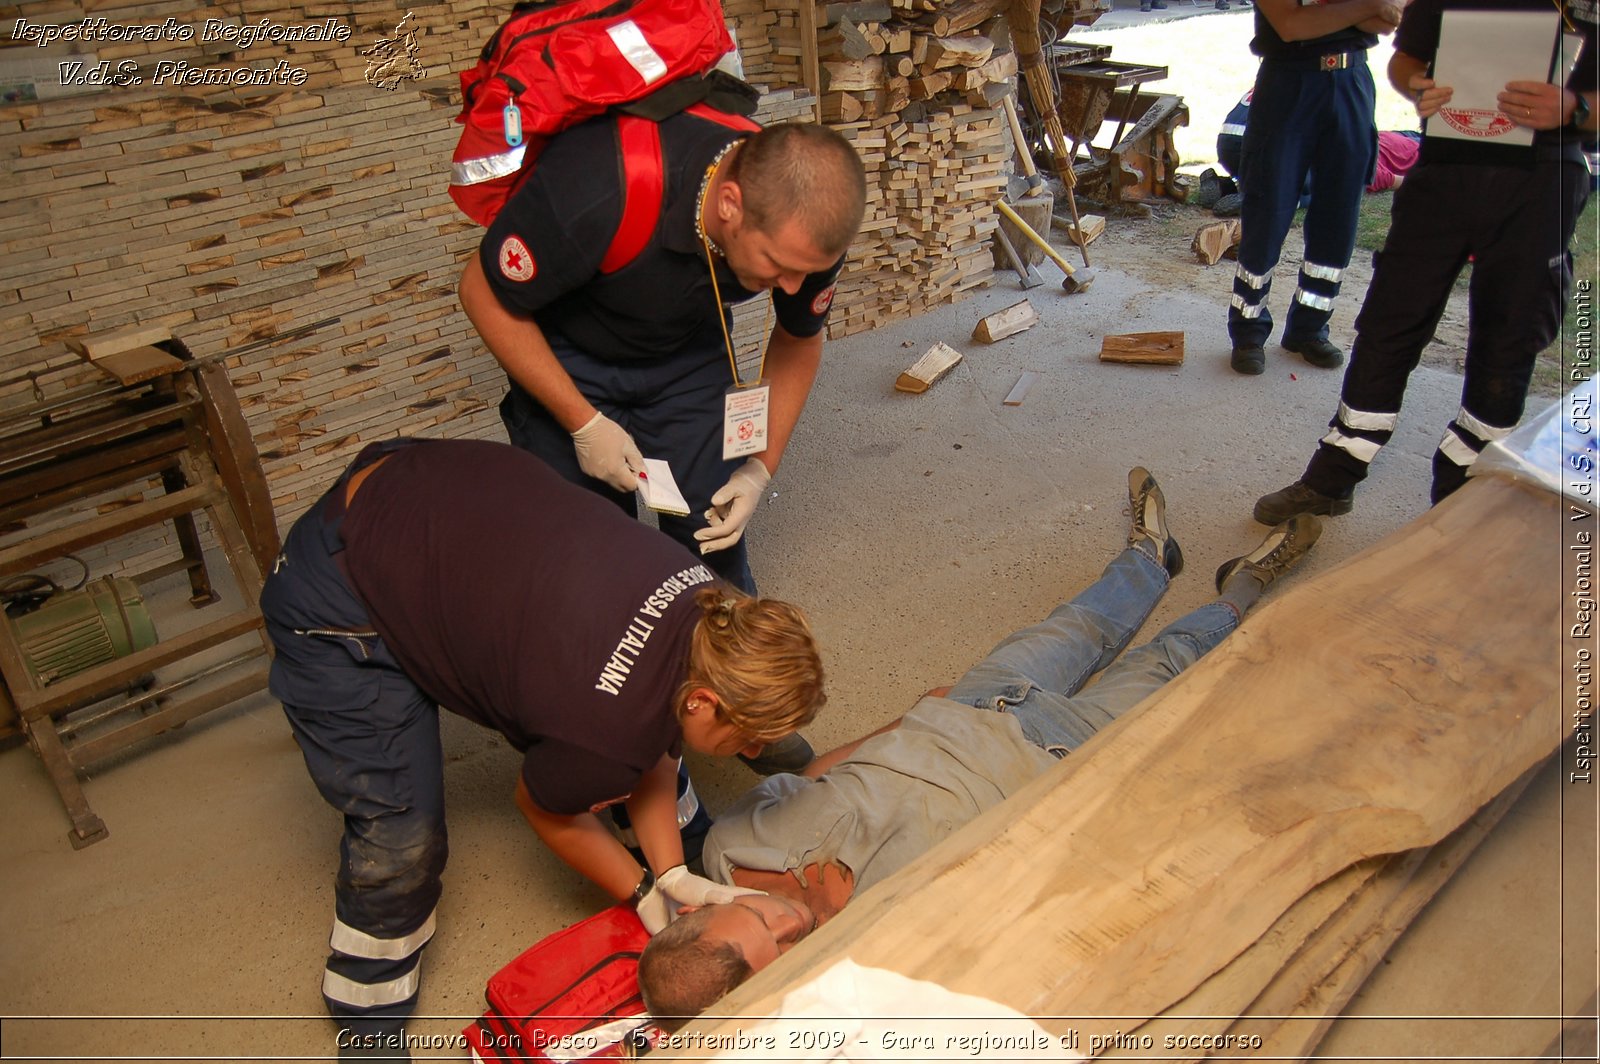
{"left": 945, "top": 548, "right": 1240, "bottom": 755}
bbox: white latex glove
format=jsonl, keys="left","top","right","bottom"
{"left": 571, "top": 411, "right": 642, "bottom": 492}
{"left": 636, "top": 864, "right": 767, "bottom": 935}
{"left": 693, "top": 457, "right": 771, "bottom": 554}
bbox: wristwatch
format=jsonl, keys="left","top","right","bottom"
{"left": 1571, "top": 91, "right": 1592, "bottom": 131}
{"left": 630, "top": 868, "right": 655, "bottom": 907}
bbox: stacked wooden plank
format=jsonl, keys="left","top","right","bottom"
{"left": 0, "top": 1, "right": 511, "bottom": 549}
{"left": 827, "top": 106, "right": 1006, "bottom": 337}
{"left": 722, "top": 0, "right": 783, "bottom": 84}
{"left": 797, "top": 0, "right": 1014, "bottom": 337}
{"left": 653, "top": 475, "right": 1574, "bottom": 1061}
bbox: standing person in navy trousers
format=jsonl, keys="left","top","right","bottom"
{"left": 1226, "top": 0, "right": 1405, "bottom": 376}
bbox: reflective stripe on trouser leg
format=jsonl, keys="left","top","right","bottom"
{"left": 1319, "top": 400, "right": 1399, "bottom": 465}
{"left": 1287, "top": 260, "right": 1345, "bottom": 339}
{"left": 1431, "top": 406, "right": 1515, "bottom": 503}
{"left": 1229, "top": 263, "right": 1274, "bottom": 323}
{"left": 1304, "top": 399, "right": 1400, "bottom": 497}
{"left": 323, "top": 906, "right": 437, "bottom": 1018}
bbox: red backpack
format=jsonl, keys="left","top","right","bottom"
{"left": 463, "top": 904, "right": 661, "bottom": 1062}
{"left": 449, "top": 0, "right": 747, "bottom": 259}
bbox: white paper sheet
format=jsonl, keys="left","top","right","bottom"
{"left": 638, "top": 457, "right": 690, "bottom": 516}
{"left": 702, "top": 959, "right": 1087, "bottom": 1062}
{"left": 1429, "top": 10, "right": 1560, "bottom": 148}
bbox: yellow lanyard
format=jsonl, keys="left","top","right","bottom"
{"left": 1555, "top": 0, "right": 1575, "bottom": 32}
{"left": 701, "top": 162, "right": 770, "bottom": 390}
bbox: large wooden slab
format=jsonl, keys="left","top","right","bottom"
{"left": 658, "top": 475, "right": 1566, "bottom": 1050}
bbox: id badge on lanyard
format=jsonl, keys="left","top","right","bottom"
{"left": 702, "top": 208, "right": 775, "bottom": 461}
{"left": 723, "top": 381, "right": 770, "bottom": 460}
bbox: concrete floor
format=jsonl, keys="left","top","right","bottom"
{"left": 0, "top": 257, "right": 1594, "bottom": 1061}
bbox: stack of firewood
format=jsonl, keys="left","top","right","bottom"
{"left": 814, "top": 0, "right": 1018, "bottom": 123}
{"left": 828, "top": 106, "right": 1007, "bottom": 337}
{"left": 719, "top": 0, "right": 1021, "bottom": 339}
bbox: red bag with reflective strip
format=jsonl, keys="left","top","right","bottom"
{"left": 462, "top": 904, "right": 665, "bottom": 1062}
{"left": 449, "top": 0, "right": 734, "bottom": 230}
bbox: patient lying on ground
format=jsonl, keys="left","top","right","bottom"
{"left": 639, "top": 469, "right": 1322, "bottom": 1018}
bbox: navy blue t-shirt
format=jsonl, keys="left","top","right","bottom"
{"left": 1251, "top": 8, "right": 1379, "bottom": 59}
{"left": 480, "top": 110, "right": 844, "bottom": 363}
{"left": 339, "top": 439, "right": 720, "bottom": 815}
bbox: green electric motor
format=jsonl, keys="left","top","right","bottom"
{"left": 8, "top": 576, "right": 159, "bottom": 687}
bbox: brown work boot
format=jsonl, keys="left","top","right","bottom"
{"left": 1214, "top": 514, "right": 1322, "bottom": 593}
{"left": 1253, "top": 479, "right": 1354, "bottom": 525}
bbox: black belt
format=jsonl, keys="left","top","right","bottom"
{"left": 1267, "top": 49, "right": 1366, "bottom": 71}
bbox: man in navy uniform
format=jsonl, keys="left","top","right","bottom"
{"left": 459, "top": 113, "right": 866, "bottom": 596}
{"left": 1225, "top": 0, "right": 1406, "bottom": 376}
{"left": 1254, "top": 0, "right": 1595, "bottom": 520}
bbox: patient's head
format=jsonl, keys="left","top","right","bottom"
{"left": 638, "top": 894, "right": 816, "bottom": 1018}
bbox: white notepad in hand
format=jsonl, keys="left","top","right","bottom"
{"left": 637, "top": 458, "right": 690, "bottom": 516}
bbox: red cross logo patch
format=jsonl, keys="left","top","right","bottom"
{"left": 810, "top": 285, "right": 836, "bottom": 317}
{"left": 498, "top": 236, "right": 536, "bottom": 282}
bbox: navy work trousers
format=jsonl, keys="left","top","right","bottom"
{"left": 260, "top": 441, "right": 447, "bottom": 1043}
{"left": 1303, "top": 159, "right": 1590, "bottom": 502}
{"left": 500, "top": 333, "right": 755, "bottom": 593}
{"left": 1229, "top": 55, "right": 1376, "bottom": 349}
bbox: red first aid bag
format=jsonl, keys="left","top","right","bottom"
{"left": 449, "top": 0, "right": 735, "bottom": 226}
{"left": 463, "top": 904, "right": 663, "bottom": 1063}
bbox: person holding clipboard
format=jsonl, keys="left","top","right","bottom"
{"left": 1254, "top": 0, "right": 1596, "bottom": 524}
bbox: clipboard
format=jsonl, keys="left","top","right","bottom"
{"left": 1428, "top": 9, "right": 1564, "bottom": 149}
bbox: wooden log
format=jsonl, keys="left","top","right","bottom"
{"left": 893, "top": 340, "right": 962, "bottom": 393}
{"left": 958, "top": 48, "right": 1017, "bottom": 89}
{"left": 910, "top": 71, "right": 955, "bottom": 99}
{"left": 933, "top": 0, "right": 1010, "bottom": 36}
{"left": 963, "top": 81, "right": 1012, "bottom": 109}
{"left": 819, "top": 0, "right": 892, "bottom": 26}
{"left": 1192, "top": 219, "right": 1242, "bottom": 266}
{"left": 876, "top": 76, "right": 911, "bottom": 114}
{"left": 972, "top": 298, "right": 1039, "bottom": 343}
{"left": 820, "top": 91, "right": 865, "bottom": 123}
{"left": 1100, "top": 331, "right": 1184, "bottom": 365}
{"left": 818, "top": 20, "right": 875, "bottom": 60}
{"left": 924, "top": 34, "right": 994, "bottom": 69}
{"left": 822, "top": 56, "right": 886, "bottom": 91}
{"left": 1223, "top": 764, "right": 1542, "bottom": 1060}
{"left": 1097, "top": 857, "right": 1388, "bottom": 1061}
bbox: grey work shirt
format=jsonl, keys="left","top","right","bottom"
{"left": 702, "top": 697, "right": 1056, "bottom": 894}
